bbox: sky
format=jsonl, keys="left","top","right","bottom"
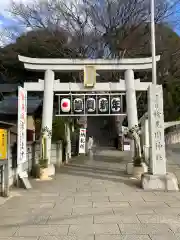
{"left": 0, "top": 1, "right": 14, "bottom": 28}
{"left": 0, "top": 0, "right": 33, "bottom": 45}
{"left": 0, "top": 0, "right": 35, "bottom": 26}
{"left": 0, "top": 0, "right": 83, "bottom": 46}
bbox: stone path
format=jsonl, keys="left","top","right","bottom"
{"left": 1, "top": 149, "right": 180, "bottom": 239}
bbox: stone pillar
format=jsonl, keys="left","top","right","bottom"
{"left": 66, "top": 123, "right": 71, "bottom": 160}
{"left": 115, "top": 115, "right": 125, "bottom": 150}
{"left": 144, "top": 118, "right": 149, "bottom": 146}
{"left": 125, "top": 69, "right": 138, "bottom": 130}
{"left": 125, "top": 69, "right": 139, "bottom": 174}
{"left": 141, "top": 84, "right": 179, "bottom": 191}
{"left": 41, "top": 69, "right": 54, "bottom": 164}
{"left": 56, "top": 140, "right": 62, "bottom": 168}
{"left": 64, "top": 123, "right": 71, "bottom": 164}
{"left": 144, "top": 118, "right": 150, "bottom": 164}
{"left": 148, "top": 84, "right": 166, "bottom": 175}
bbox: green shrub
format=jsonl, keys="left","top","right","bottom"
{"left": 31, "top": 164, "right": 41, "bottom": 178}
{"left": 52, "top": 116, "right": 66, "bottom": 142}
{"left": 39, "top": 158, "right": 48, "bottom": 168}
{"left": 133, "top": 156, "right": 142, "bottom": 167}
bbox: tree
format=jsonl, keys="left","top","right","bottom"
{"left": 0, "top": 28, "right": 79, "bottom": 82}
{"left": 1, "top": 0, "right": 180, "bottom": 121}
{"left": 4, "top": 1, "right": 180, "bottom": 78}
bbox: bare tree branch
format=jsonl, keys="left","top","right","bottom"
{"left": 1, "top": 0, "right": 179, "bottom": 61}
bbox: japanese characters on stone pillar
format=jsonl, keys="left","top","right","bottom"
{"left": 148, "top": 84, "right": 166, "bottom": 175}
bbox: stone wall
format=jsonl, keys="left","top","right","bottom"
{"left": 1, "top": 141, "right": 63, "bottom": 187}
{"left": 139, "top": 114, "right": 180, "bottom": 164}
{"left": 165, "top": 128, "right": 180, "bottom": 145}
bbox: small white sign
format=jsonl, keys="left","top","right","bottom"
{"left": 124, "top": 145, "right": 130, "bottom": 151}
{"left": 78, "top": 128, "right": 86, "bottom": 154}
{"left": 17, "top": 87, "right": 27, "bottom": 166}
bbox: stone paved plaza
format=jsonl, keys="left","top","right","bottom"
{"left": 1, "top": 149, "right": 180, "bottom": 239}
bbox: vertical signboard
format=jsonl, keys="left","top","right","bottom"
{"left": 0, "top": 129, "right": 7, "bottom": 159}
{"left": 148, "top": 84, "right": 166, "bottom": 175}
{"left": 84, "top": 65, "right": 96, "bottom": 87}
{"left": 17, "top": 87, "right": 27, "bottom": 169}
{"left": 78, "top": 128, "right": 86, "bottom": 154}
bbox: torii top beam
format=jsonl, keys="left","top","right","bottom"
{"left": 18, "top": 55, "right": 160, "bottom": 71}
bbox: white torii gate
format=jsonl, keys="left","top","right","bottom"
{"left": 19, "top": 55, "right": 160, "bottom": 163}
{"left": 18, "top": 55, "right": 179, "bottom": 191}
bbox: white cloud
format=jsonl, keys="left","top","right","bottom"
{"left": 0, "top": 1, "right": 29, "bottom": 46}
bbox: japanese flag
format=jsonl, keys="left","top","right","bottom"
{"left": 61, "top": 98, "right": 70, "bottom": 112}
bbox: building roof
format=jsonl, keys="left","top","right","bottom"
{"left": 0, "top": 84, "right": 19, "bottom": 93}
{"left": 0, "top": 121, "right": 16, "bottom": 129}
{"left": 0, "top": 95, "right": 42, "bottom": 115}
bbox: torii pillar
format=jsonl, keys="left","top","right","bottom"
{"left": 41, "top": 69, "right": 55, "bottom": 163}
{"left": 125, "top": 69, "right": 138, "bottom": 160}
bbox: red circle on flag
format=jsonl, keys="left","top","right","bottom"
{"left": 62, "top": 101, "right": 68, "bottom": 108}
{"left": 61, "top": 98, "right": 70, "bottom": 113}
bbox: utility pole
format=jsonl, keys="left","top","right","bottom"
{"left": 151, "top": 0, "right": 157, "bottom": 85}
